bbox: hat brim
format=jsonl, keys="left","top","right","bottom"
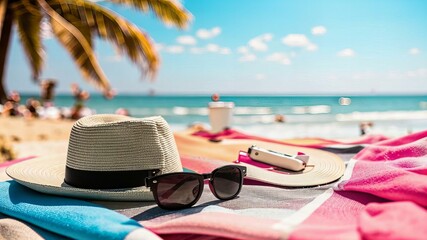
{"left": 175, "top": 133, "right": 346, "bottom": 187}
{"left": 240, "top": 151, "right": 345, "bottom": 187}
{"left": 6, "top": 154, "right": 154, "bottom": 201}
{"left": 233, "top": 140, "right": 346, "bottom": 187}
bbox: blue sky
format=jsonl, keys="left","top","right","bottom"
{"left": 6, "top": 0, "right": 427, "bottom": 95}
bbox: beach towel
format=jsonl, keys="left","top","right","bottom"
{"left": 0, "top": 180, "right": 160, "bottom": 239}
{"left": 0, "top": 212, "right": 62, "bottom": 239}
{"left": 1, "top": 130, "right": 426, "bottom": 239}
{"left": 192, "top": 128, "right": 389, "bottom": 153}
{"left": 139, "top": 130, "right": 427, "bottom": 239}
{"left": 289, "top": 129, "right": 427, "bottom": 239}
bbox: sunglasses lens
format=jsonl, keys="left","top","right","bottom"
{"left": 212, "top": 166, "right": 242, "bottom": 199}
{"left": 155, "top": 174, "right": 201, "bottom": 209}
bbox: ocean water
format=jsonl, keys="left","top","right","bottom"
{"left": 21, "top": 94, "right": 427, "bottom": 139}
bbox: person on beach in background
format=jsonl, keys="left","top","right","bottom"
{"left": 211, "top": 93, "right": 220, "bottom": 102}
{"left": 103, "top": 89, "right": 117, "bottom": 100}
{"left": 70, "top": 83, "right": 90, "bottom": 120}
{"left": 115, "top": 108, "right": 130, "bottom": 116}
{"left": 1, "top": 101, "right": 18, "bottom": 117}
{"left": 2, "top": 91, "right": 21, "bottom": 117}
{"left": 23, "top": 98, "right": 41, "bottom": 119}
{"left": 359, "top": 121, "right": 374, "bottom": 135}
{"left": 275, "top": 114, "right": 286, "bottom": 123}
{"left": 40, "top": 79, "right": 57, "bottom": 107}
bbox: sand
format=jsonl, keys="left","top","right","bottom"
{"left": 0, "top": 116, "right": 350, "bottom": 164}
{"left": 0, "top": 117, "right": 252, "bottom": 162}
{"left": 0, "top": 117, "right": 75, "bottom": 142}
{"left": 0, "top": 117, "right": 75, "bottom": 159}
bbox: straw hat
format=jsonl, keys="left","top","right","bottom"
{"left": 7, "top": 114, "right": 183, "bottom": 201}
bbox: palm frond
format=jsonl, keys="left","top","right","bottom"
{"left": 13, "top": 1, "right": 44, "bottom": 80}
{"left": 48, "top": 0, "right": 159, "bottom": 78}
{"left": 48, "top": 1, "right": 93, "bottom": 46}
{"left": 38, "top": 0, "right": 111, "bottom": 91}
{"left": 0, "top": 0, "right": 7, "bottom": 31}
{"left": 107, "top": 0, "right": 191, "bottom": 28}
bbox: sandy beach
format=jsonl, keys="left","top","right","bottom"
{"left": 0, "top": 116, "right": 299, "bottom": 163}
{"left": 0, "top": 117, "right": 75, "bottom": 161}
{"left": 0, "top": 114, "right": 423, "bottom": 165}
{"left": 0, "top": 116, "right": 316, "bottom": 160}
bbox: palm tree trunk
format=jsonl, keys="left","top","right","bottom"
{"left": 0, "top": 1, "right": 13, "bottom": 104}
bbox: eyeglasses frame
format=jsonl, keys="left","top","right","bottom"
{"left": 145, "top": 165, "right": 247, "bottom": 210}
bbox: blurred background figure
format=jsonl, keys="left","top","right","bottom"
{"left": 103, "top": 89, "right": 117, "bottom": 100}
{"left": 211, "top": 93, "right": 220, "bottom": 102}
{"left": 70, "top": 83, "right": 90, "bottom": 120}
{"left": 40, "top": 79, "right": 57, "bottom": 107}
{"left": 1, "top": 101, "right": 17, "bottom": 117}
{"left": 1, "top": 91, "right": 21, "bottom": 117}
{"left": 274, "top": 114, "right": 286, "bottom": 123}
{"left": 23, "top": 98, "right": 41, "bottom": 119}
{"left": 8, "top": 91, "right": 20, "bottom": 103}
{"left": 359, "top": 121, "right": 374, "bottom": 135}
{"left": 115, "top": 108, "right": 130, "bottom": 116}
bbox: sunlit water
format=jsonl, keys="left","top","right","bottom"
{"left": 20, "top": 94, "right": 427, "bottom": 139}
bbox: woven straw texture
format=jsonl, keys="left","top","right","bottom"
{"left": 6, "top": 114, "right": 183, "bottom": 201}
{"left": 243, "top": 152, "right": 345, "bottom": 187}
{"left": 67, "top": 115, "right": 182, "bottom": 173}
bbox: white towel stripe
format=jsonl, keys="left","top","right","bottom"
{"left": 333, "top": 158, "right": 358, "bottom": 190}
{"left": 272, "top": 188, "right": 334, "bottom": 238}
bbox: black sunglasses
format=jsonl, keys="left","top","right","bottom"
{"left": 146, "top": 165, "right": 247, "bottom": 210}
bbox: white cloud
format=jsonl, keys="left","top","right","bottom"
{"left": 266, "top": 52, "right": 291, "bottom": 65}
{"left": 306, "top": 43, "right": 318, "bottom": 51}
{"left": 327, "top": 74, "right": 338, "bottom": 80}
{"left": 237, "top": 46, "right": 249, "bottom": 54}
{"left": 407, "top": 68, "right": 427, "bottom": 78}
{"left": 176, "top": 35, "right": 197, "bottom": 45}
{"left": 196, "top": 27, "right": 221, "bottom": 39}
{"left": 219, "top": 48, "right": 231, "bottom": 55}
{"left": 155, "top": 43, "right": 164, "bottom": 51}
{"left": 337, "top": 48, "right": 355, "bottom": 57}
{"left": 281, "top": 58, "right": 291, "bottom": 65}
{"left": 290, "top": 52, "right": 297, "bottom": 58}
{"left": 41, "top": 20, "right": 53, "bottom": 39}
{"left": 266, "top": 53, "right": 286, "bottom": 61}
{"left": 312, "top": 26, "right": 327, "bottom": 35}
{"left": 248, "top": 33, "right": 273, "bottom": 51}
{"left": 255, "top": 74, "right": 266, "bottom": 80}
{"left": 282, "top": 34, "right": 310, "bottom": 47}
{"left": 387, "top": 71, "right": 402, "bottom": 79}
{"left": 166, "top": 45, "right": 184, "bottom": 54}
{"left": 409, "top": 48, "right": 420, "bottom": 55}
{"left": 239, "top": 54, "right": 256, "bottom": 62}
{"left": 188, "top": 45, "right": 231, "bottom": 55}
{"left": 352, "top": 72, "right": 377, "bottom": 80}
{"left": 206, "top": 44, "right": 220, "bottom": 52}
{"left": 190, "top": 47, "right": 205, "bottom": 54}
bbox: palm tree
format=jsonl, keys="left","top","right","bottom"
{"left": 0, "top": 0, "right": 190, "bottom": 103}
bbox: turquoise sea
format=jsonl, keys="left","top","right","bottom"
{"left": 20, "top": 94, "right": 427, "bottom": 139}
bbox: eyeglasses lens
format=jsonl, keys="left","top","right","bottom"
{"left": 156, "top": 174, "right": 201, "bottom": 209}
{"left": 212, "top": 167, "right": 242, "bottom": 199}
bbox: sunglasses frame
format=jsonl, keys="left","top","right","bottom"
{"left": 146, "top": 165, "right": 247, "bottom": 210}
